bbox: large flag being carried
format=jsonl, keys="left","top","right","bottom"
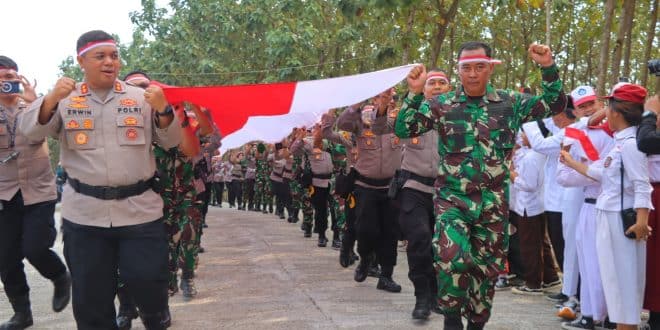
{"left": 160, "top": 64, "right": 416, "bottom": 153}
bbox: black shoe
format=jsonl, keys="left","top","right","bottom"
{"left": 443, "top": 314, "right": 463, "bottom": 330}
{"left": 561, "top": 316, "right": 594, "bottom": 330}
{"left": 199, "top": 247, "right": 205, "bottom": 253}
{"left": 318, "top": 237, "right": 328, "bottom": 247}
{"left": 180, "top": 278, "right": 197, "bottom": 300}
{"left": 52, "top": 271, "right": 71, "bottom": 312}
{"left": 0, "top": 312, "right": 33, "bottom": 330}
{"left": 238, "top": 206, "right": 245, "bottom": 211}
{"left": 139, "top": 311, "right": 168, "bottom": 330}
{"left": 287, "top": 216, "right": 293, "bottom": 223}
{"left": 429, "top": 296, "right": 442, "bottom": 314}
{"left": 303, "top": 224, "right": 312, "bottom": 238}
{"left": 279, "top": 214, "right": 285, "bottom": 220}
{"left": 331, "top": 238, "right": 341, "bottom": 249}
{"left": 467, "top": 321, "right": 485, "bottom": 330}
{"left": 354, "top": 258, "right": 370, "bottom": 283}
{"left": 116, "top": 308, "right": 138, "bottom": 330}
{"left": 546, "top": 292, "right": 569, "bottom": 304}
{"left": 339, "top": 244, "right": 351, "bottom": 268}
{"left": 202, "top": 223, "right": 208, "bottom": 228}
{"left": 262, "top": 209, "right": 268, "bottom": 214}
{"left": 367, "top": 264, "right": 381, "bottom": 278}
{"left": 269, "top": 206, "right": 274, "bottom": 213}
{"left": 412, "top": 295, "right": 431, "bottom": 320}
{"left": 376, "top": 276, "right": 401, "bottom": 293}
{"left": 1, "top": 295, "right": 33, "bottom": 330}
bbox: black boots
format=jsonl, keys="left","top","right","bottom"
{"left": 376, "top": 276, "right": 402, "bottom": 293}
{"left": 0, "top": 295, "right": 33, "bottom": 330}
{"left": 443, "top": 314, "right": 463, "bottom": 330}
{"left": 411, "top": 295, "right": 431, "bottom": 320}
{"left": 116, "top": 286, "right": 138, "bottom": 330}
{"left": 52, "top": 271, "right": 71, "bottom": 312}
{"left": 317, "top": 234, "right": 328, "bottom": 247}
{"left": 180, "top": 270, "right": 197, "bottom": 300}
{"left": 331, "top": 232, "right": 341, "bottom": 249}
{"left": 139, "top": 310, "right": 171, "bottom": 330}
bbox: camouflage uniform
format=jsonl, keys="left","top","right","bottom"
{"left": 255, "top": 153, "right": 273, "bottom": 212}
{"left": 394, "top": 65, "right": 565, "bottom": 323}
{"left": 289, "top": 154, "right": 313, "bottom": 233}
{"left": 154, "top": 145, "right": 203, "bottom": 294}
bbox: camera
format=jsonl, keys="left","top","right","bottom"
{"left": 1, "top": 81, "right": 20, "bottom": 94}
{"left": 648, "top": 59, "right": 660, "bottom": 77}
{"left": 618, "top": 76, "right": 630, "bottom": 83}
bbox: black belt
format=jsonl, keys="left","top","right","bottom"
{"left": 400, "top": 169, "right": 435, "bottom": 186}
{"left": 584, "top": 198, "right": 597, "bottom": 204}
{"left": 283, "top": 169, "right": 293, "bottom": 173}
{"left": 67, "top": 176, "right": 154, "bottom": 200}
{"left": 272, "top": 171, "right": 283, "bottom": 178}
{"left": 313, "top": 173, "right": 332, "bottom": 180}
{"left": 355, "top": 172, "right": 391, "bottom": 187}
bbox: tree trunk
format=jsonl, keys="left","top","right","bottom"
{"left": 447, "top": 24, "right": 456, "bottom": 81}
{"left": 611, "top": 0, "right": 635, "bottom": 85}
{"left": 622, "top": 0, "right": 636, "bottom": 78}
{"left": 641, "top": 0, "right": 658, "bottom": 87}
{"left": 428, "top": 0, "right": 460, "bottom": 67}
{"left": 401, "top": 7, "right": 416, "bottom": 64}
{"left": 597, "top": 0, "right": 616, "bottom": 95}
{"left": 545, "top": 0, "right": 552, "bottom": 46}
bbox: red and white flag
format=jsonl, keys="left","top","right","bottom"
{"left": 159, "top": 64, "right": 417, "bottom": 152}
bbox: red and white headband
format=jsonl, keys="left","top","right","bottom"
{"left": 457, "top": 55, "right": 502, "bottom": 65}
{"left": 77, "top": 39, "right": 117, "bottom": 56}
{"left": 426, "top": 72, "right": 449, "bottom": 84}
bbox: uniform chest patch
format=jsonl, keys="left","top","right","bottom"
{"left": 66, "top": 119, "right": 80, "bottom": 129}
{"left": 74, "top": 132, "right": 88, "bottom": 145}
{"left": 604, "top": 156, "right": 612, "bottom": 168}
{"left": 126, "top": 128, "right": 139, "bottom": 140}
{"left": 123, "top": 116, "right": 139, "bottom": 126}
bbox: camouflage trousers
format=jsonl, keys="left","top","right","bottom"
{"left": 254, "top": 175, "right": 273, "bottom": 210}
{"left": 290, "top": 179, "right": 313, "bottom": 225}
{"left": 163, "top": 200, "right": 204, "bottom": 293}
{"left": 329, "top": 192, "right": 345, "bottom": 233}
{"left": 433, "top": 186, "right": 509, "bottom": 323}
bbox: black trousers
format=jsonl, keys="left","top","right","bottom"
{"left": 63, "top": 219, "right": 168, "bottom": 330}
{"left": 354, "top": 185, "right": 399, "bottom": 278}
{"left": 244, "top": 179, "right": 256, "bottom": 209}
{"left": 343, "top": 192, "right": 357, "bottom": 250}
{"left": 228, "top": 180, "right": 243, "bottom": 207}
{"left": 311, "top": 186, "right": 329, "bottom": 237}
{"left": 271, "top": 180, "right": 286, "bottom": 215}
{"left": 397, "top": 188, "right": 437, "bottom": 297}
{"left": 507, "top": 212, "right": 524, "bottom": 279}
{"left": 545, "top": 211, "right": 564, "bottom": 270}
{"left": 214, "top": 182, "right": 225, "bottom": 205}
{"left": 0, "top": 191, "right": 66, "bottom": 298}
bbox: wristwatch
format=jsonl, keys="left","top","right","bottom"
{"left": 155, "top": 105, "right": 174, "bottom": 117}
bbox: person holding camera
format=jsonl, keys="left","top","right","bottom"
{"left": 19, "top": 31, "right": 182, "bottom": 329}
{"left": 561, "top": 83, "right": 652, "bottom": 330}
{"left": 0, "top": 55, "right": 71, "bottom": 330}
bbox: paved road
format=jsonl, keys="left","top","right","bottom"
{"left": 0, "top": 204, "right": 565, "bottom": 329}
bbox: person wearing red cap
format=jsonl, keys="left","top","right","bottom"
{"left": 637, "top": 95, "right": 660, "bottom": 330}
{"left": 562, "top": 83, "right": 652, "bottom": 330}
{"left": 0, "top": 56, "right": 72, "bottom": 329}
{"left": 396, "top": 41, "right": 567, "bottom": 329}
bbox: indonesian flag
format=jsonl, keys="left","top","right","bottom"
{"left": 159, "top": 64, "right": 417, "bottom": 153}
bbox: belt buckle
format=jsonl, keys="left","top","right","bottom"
{"left": 102, "top": 187, "right": 120, "bottom": 200}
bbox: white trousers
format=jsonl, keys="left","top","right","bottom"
{"left": 596, "top": 210, "right": 646, "bottom": 325}
{"left": 561, "top": 187, "right": 582, "bottom": 296}
{"left": 575, "top": 203, "right": 607, "bottom": 321}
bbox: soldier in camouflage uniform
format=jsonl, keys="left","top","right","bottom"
{"left": 395, "top": 42, "right": 566, "bottom": 329}
{"left": 288, "top": 142, "right": 314, "bottom": 234}
{"left": 254, "top": 144, "right": 274, "bottom": 213}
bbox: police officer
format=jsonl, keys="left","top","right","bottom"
{"left": 20, "top": 30, "right": 182, "bottom": 329}
{"left": 397, "top": 41, "right": 566, "bottom": 329}
{"left": 228, "top": 150, "right": 245, "bottom": 209}
{"left": 396, "top": 69, "right": 450, "bottom": 320}
{"left": 270, "top": 146, "right": 287, "bottom": 219}
{"left": 291, "top": 126, "right": 334, "bottom": 247}
{"left": 337, "top": 89, "right": 403, "bottom": 293}
{"left": 0, "top": 56, "right": 71, "bottom": 330}
{"left": 243, "top": 144, "right": 257, "bottom": 211}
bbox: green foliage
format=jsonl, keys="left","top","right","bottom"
{"left": 55, "top": 0, "right": 659, "bottom": 94}
{"left": 47, "top": 137, "right": 60, "bottom": 171}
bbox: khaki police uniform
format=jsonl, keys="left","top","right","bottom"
{"left": 397, "top": 130, "right": 439, "bottom": 300}
{"left": 270, "top": 153, "right": 287, "bottom": 218}
{"left": 20, "top": 80, "right": 182, "bottom": 329}
{"left": 229, "top": 160, "right": 244, "bottom": 208}
{"left": 337, "top": 105, "right": 402, "bottom": 280}
{"left": 0, "top": 100, "right": 68, "bottom": 306}
{"left": 291, "top": 139, "right": 334, "bottom": 242}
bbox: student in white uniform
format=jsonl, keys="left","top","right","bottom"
{"left": 557, "top": 117, "right": 615, "bottom": 330}
{"left": 561, "top": 83, "right": 652, "bottom": 330}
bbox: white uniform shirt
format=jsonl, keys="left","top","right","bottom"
{"left": 586, "top": 126, "right": 653, "bottom": 211}
{"left": 523, "top": 117, "right": 564, "bottom": 212}
{"left": 510, "top": 146, "right": 546, "bottom": 217}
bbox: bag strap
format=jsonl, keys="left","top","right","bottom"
{"left": 620, "top": 153, "right": 624, "bottom": 211}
